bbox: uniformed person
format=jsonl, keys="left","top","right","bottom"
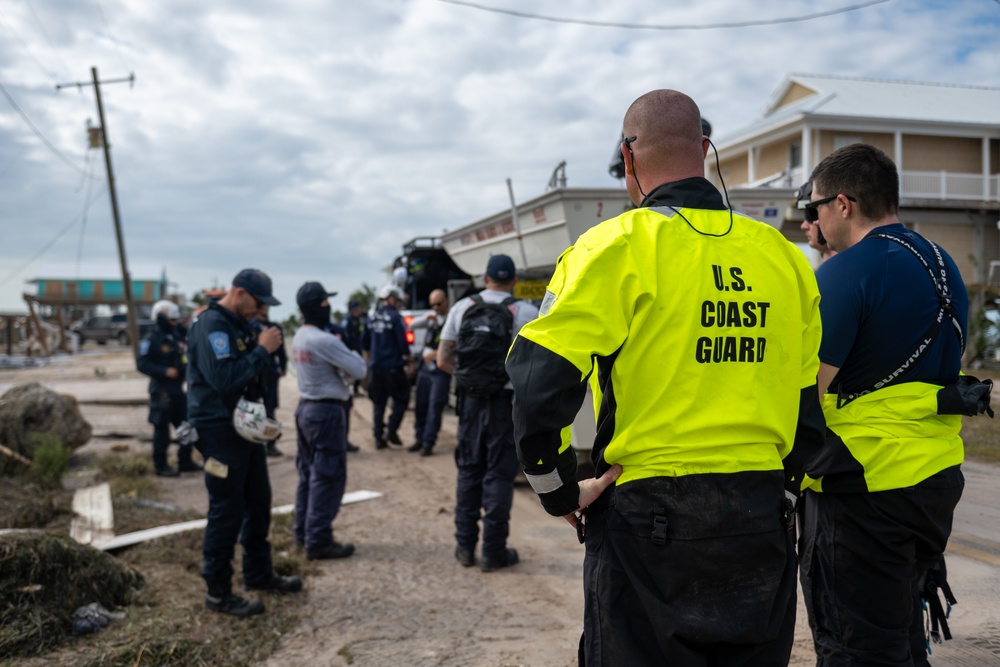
{"left": 800, "top": 143, "right": 986, "bottom": 666}
{"left": 187, "top": 269, "right": 302, "bottom": 617}
{"left": 251, "top": 304, "right": 288, "bottom": 458}
{"left": 137, "top": 300, "right": 199, "bottom": 477}
{"left": 438, "top": 255, "right": 539, "bottom": 572}
{"left": 362, "top": 284, "right": 412, "bottom": 449}
{"left": 506, "top": 90, "right": 825, "bottom": 665}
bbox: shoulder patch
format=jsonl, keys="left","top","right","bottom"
{"left": 139, "top": 339, "right": 151, "bottom": 356}
{"left": 208, "top": 331, "right": 231, "bottom": 359}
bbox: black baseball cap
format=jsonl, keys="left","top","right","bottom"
{"left": 297, "top": 281, "right": 338, "bottom": 307}
{"left": 232, "top": 269, "right": 280, "bottom": 306}
{"left": 486, "top": 254, "right": 516, "bottom": 281}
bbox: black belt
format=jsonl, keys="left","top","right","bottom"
{"left": 302, "top": 398, "right": 347, "bottom": 405}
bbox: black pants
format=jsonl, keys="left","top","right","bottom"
{"left": 800, "top": 479, "right": 963, "bottom": 667}
{"left": 581, "top": 473, "right": 796, "bottom": 667}
{"left": 149, "top": 390, "right": 192, "bottom": 470}
{"left": 197, "top": 425, "right": 274, "bottom": 592}
{"left": 414, "top": 366, "right": 451, "bottom": 446}
{"left": 368, "top": 366, "right": 409, "bottom": 440}
{"left": 454, "top": 392, "right": 519, "bottom": 560}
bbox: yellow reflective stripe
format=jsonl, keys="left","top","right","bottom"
{"left": 558, "top": 424, "right": 573, "bottom": 455}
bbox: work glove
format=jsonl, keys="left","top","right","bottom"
{"left": 937, "top": 375, "right": 994, "bottom": 418}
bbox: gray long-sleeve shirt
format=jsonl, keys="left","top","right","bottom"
{"left": 292, "top": 325, "right": 367, "bottom": 401}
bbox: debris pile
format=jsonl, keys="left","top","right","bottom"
{"left": 0, "top": 383, "right": 92, "bottom": 474}
{"left": 0, "top": 531, "right": 143, "bottom": 658}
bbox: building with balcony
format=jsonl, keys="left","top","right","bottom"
{"left": 710, "top": 74, "right": 1000, "bottom": 286}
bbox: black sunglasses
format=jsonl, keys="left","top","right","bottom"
{"left": 804, "top": 194, "right": 856, "bottom": 222}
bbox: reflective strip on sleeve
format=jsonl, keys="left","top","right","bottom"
{"left": 524, "top": 469, "right": 564, "bottom": 495}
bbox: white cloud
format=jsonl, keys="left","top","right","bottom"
{"left": 1, "top": 0, "right": 998, "bottom": 319}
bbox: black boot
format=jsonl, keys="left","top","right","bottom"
{"left": 244, "top": 574, "right": 302, "bottom": 593}
{"left": 480, "top": 548, "right": 519, "bottom": 572}
{"left": 205, "top": 585, "right": 264, "bottom": 617}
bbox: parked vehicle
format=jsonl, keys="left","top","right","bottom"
{"left": 392, "top": 237, "right": 474, "bottom": 360}
{"left": 71, "top": 314, "right": 154, "bottom": 346}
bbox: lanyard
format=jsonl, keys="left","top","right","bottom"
{"left": 836, "top": 231, "right": 963, "bottom": 408}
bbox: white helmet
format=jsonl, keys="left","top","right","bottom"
{"left": 378, "top": 284, "right": 405, "bottom": 301}
{"left": 392, "top": 266, "right": 408, "bottom": 287}
{"left": 233, "top": 398, "right": 282, "bottom": 444}
{"left": 152, "top": 300, "right": 180, "bottom": 320}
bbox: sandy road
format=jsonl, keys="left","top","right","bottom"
{"left": 5, "top": 348, "right": 999, "bottom": 666}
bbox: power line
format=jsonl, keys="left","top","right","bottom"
{"left": 0, "top": 182, "right": 109, "bottom": 289}
{"left": 0, "top": 5, "right": 57, "bottom": 81}
{"left": 24, "top": 0, "right": 73, "bottom": 81}
{"left": 0, "top": 80, "right": 98, "bottom": 179}
{"left": 76, "top": 154, "right": 97, "bottom": 279}
{"left": 435, "top": 0, "right": 893, "bottom": 30}
{"left": 91, "top": 0, "right": 133, "bottom": 74}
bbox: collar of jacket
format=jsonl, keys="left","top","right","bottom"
{"left": 639, "top": 177, "right": 727, "bottom": 211}
{"left": 209, "top": 300, "right": 252, "bottom": 333}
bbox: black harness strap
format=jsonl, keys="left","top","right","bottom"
{"left": 837, "top": 232, "right": 963, "bottom": 408}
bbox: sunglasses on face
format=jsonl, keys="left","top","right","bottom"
{"left": 803, "top": 194, "right": 856, "bottom": 223}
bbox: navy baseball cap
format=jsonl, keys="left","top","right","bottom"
{"left": 348, "top": 299, "right": 361, "bottom": 310}
{"left": 232, "top": 269, "right": 280, "bottom": 306}
{"left": 486, "top": 254, "right": 516, "bottom": 281}
{"left": 297, "top": 281, "right": 337, "bottom": 307}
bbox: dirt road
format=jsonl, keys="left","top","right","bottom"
{"left": 5, "top": 348, "right": 1000, "bottom": 666}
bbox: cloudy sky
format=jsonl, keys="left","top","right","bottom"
{"left": 1, "top": 0, "right": 998, "bottom": 321}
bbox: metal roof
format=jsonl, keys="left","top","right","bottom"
{"left": 718, "top": 73, "right": 1000, "bottom": 144}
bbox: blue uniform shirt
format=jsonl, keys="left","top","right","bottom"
{"left": 362, "top": 305, "right": 410, "bottom": 369}
{"left": 136, "top": 322, "right": 186, "bottom": 396}
{"left": 816, "top": 223, "right": 968, "bottom": 395}
{"left": 186, "top": 301, "right": 271, "bottom": 428}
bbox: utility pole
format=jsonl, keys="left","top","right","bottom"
{"left": 57, "top": 68, "right": 139, "bottom": 356}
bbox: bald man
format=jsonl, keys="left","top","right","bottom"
{"left": 507, "top": 89, "right": 824, "bottom": 665}
{"left": 409, "top": 289, "right": 451, "bottom": 456}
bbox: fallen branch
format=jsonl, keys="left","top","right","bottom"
{"left": 0, "top": 443, "right": 31, "bottom": 466}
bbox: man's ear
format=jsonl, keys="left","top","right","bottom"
{"left": 839, "top": 194, "right": 853, "bottom": 218}
{"left": 621, "top": 144, "right": 633, "bottom": 176}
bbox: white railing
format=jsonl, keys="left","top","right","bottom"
{"left": 733, "top": 169, "right": 999, "bottom": 202}
{"left": 900, "top": 171, "right": 1000, "bottom": 201}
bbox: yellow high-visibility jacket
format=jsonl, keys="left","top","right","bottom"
{"left": 506, "top": 178, "right": 825, "bottom": 516}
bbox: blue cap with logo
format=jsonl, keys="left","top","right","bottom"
{"left": 232, "top": 269, "right": 280, "bottom": 306}
{"left": 486, "top": 254, "right": 516, "bottom": 282}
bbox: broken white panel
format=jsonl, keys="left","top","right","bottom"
{"left": 95, "top": 489, "right": 383, "bottom": 551}
{"left": 70, "top": 482, "right": 115, "bottom": 546}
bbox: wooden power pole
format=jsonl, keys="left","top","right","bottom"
{"left": 57, "top": 68, "right": 139, "bottom": 356}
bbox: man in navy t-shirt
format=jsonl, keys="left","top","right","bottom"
{"left": 800, "top": 144, "right": 974, "bottom": 667}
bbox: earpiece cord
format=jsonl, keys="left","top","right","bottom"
{"left": 629, "top": 135, "right": 734, "bottom": 238}
{"left": 669, "top": 138, "right": 734, "bottom": 238}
